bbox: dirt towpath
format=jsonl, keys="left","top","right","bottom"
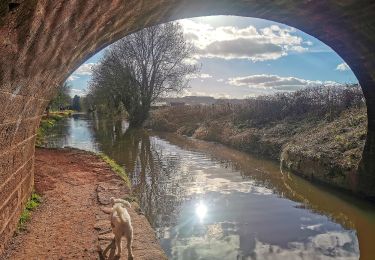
{"left": 1, "top": 148, "right": 166, "bottom": 260}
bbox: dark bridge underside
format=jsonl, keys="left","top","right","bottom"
{"left": 1, "top": 0, "right": 375, "bottom": 253}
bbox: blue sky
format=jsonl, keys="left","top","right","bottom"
{"left": 68, "top": 16, "right": 357, "bottom": 98}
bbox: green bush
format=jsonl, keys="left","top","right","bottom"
{"left": 18, "top": 193, "right": 42, "bottom": 231}
{"left": 35, "top": 111, "right": 71, "bottom": 146}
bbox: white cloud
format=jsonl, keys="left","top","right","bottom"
{"left": 183, "top": 58, "right": 199, "bottom": 65}
{"left": 180, "top": 20, "right": 309, "bottom": 62}
{"left": 228, "top": 74, "right": 339, "bottom": 91}
{"left": 70, "top": 88, "right": 86, "bottom": 97}
{"left": 67, "top": 75, "right": 79, "bottom": 81}
{"left": 198, "top": 38, "right": 285, "bottom": 61}
{"left": 68, "top": 63, "right": 97, "bottom": 81}
{"left": 186, "top": 73, "right": 213, "bottom": 79}
{"left": 216, "top": 93, "right": 231, "bottom": 99}
{"left": 74, "top": 63, "right": 96, "bottom": 75}
{"left": 182, "top": 89, "right": 230, "bottom": 99}
{"left": 336, "top": 62, "right": 350, "bottom": 71}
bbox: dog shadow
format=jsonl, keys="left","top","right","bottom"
{"left": 98, "top": 239, "right": 121, "bottom": 260}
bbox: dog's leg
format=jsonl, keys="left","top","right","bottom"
{"left": 103, "top": 239, "right": 115, "bottom": 257}
{"left": 98, "top": 239, "right": 116, "bottom": 260}
{"left": 115, "top": 235, "right": 122, "bottom": 257}
{"left": 126, "top": 227, "right": 134, "bottom": 260}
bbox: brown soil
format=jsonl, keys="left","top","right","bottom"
{"left": 0, "top": 148, "right": 166, "bottom": 260}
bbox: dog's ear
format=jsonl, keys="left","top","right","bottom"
{"left": 110, "top": 197, "right": 115, "bottom": 205}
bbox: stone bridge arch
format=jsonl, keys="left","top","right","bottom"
{"left": 1, "top": 0, "right": 375, "bottom": 253}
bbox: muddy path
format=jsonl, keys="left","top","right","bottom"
{"left": 1, "top": 148, "right": 166, "bottom": 260}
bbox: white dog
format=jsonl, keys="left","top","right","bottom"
{"left": 108, "top": 197, "right": 134, "bottom": 259}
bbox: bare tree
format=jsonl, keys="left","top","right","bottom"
{"left": 89, "top": 22, "right": 198, "bottom": 127}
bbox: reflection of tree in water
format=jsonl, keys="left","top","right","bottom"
{"left": 42, "top": 117, "right": 71, "bottom": 148}
{"left": 132, "top": 135, "right": 185, "bottom": 229}
{"left": 89, "top": 117, "right": 186, "bottom": 229}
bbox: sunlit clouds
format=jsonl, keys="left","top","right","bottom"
{"left": 67, "top": 62, "right": 96, "bottom": 81}
{"left": 229, "top": 74, "right": 339, "bottom": 91}
{"left": 180, "top": 19, "right": 308, "bottom": 62}
{"left": 70, "top": 88, "right": 86, "bottom": 96}
{"left": 67, "top": 16, "right": 358, "bottom": 99}
{"left": 186, "top": 73, "right": 213, "bottom": 79}
{"left": 336, "top": 62, "right": 350, "bottom": 71}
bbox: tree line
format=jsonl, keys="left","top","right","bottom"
{"left": 47, "top": 82, "right": 82, "bottom": 112}
{"left": 234, "top": 84, "right": 364, "bottom": 125}
{"left": 154, "top": 84, "right": 365, "bottom": 128}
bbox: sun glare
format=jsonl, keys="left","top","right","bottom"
{"left": 196, "top": 201, "right": 208, "bottom": 222}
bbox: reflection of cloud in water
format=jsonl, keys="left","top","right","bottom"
{"left": 169, "top": 223, "right": 240, "bottom": 260}
{"left": 150, "top": 137, "right": 275, "bottom": 197}
{"left": 252, "top": 231, "right": 359, "bottom": 260}
{"left": 301, "top": 223, "right": 324, "bottom": 231}
{"left": 183, "top": 168, "right": 273, "bottom": 196}
{"left": 167, "top": 222, "right": 358, "bottom": 260}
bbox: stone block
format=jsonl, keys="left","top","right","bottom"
{"left": 0, "top": 199, "right": 22, "bottom": 254}
{"left": 11, "top": 117, "right": 39, "bottom": 146}
{"left": 0, "top": 152, "right": 13, "bottom": 183}
{"left": 12, "top": 137, "right": 35, "bottom": 173}
{"left": 0, "top": 117, "right": 39, "bottom": 152}
{"left": 0, "top": 165, "right": 24, "bottom": 210}
{"left": 0, "top": 93, "right": 29, "bottom": 124}
{"left": 0, "top": 140, "right": 34, "bottom": 195}
{"left": 0, "top": 92, "right": 12, "bottom": 121}
{"left": 0, "top": 190, "right": 18, "bottom": 234}
{"left": 20, "top": 167, "right": 33, "bottom": 201}
{"left": 0, "top": 91, "right": 48, "bottom": 125}
{"left": 0, "top": 121, "right": 16, "bottom": 151}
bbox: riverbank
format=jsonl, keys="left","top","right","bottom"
{"left": 21, "top": 113, "right": 375, "bottom": 258}
{"left": 36, "top": 111, "right": 73, "bottom": 146}
{"left": 0, "top": 147, "right": 166, "bottom": 260}
{"left": 147, "top": 104, "right": 367, "bottom": 192}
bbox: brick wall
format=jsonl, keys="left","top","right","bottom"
{"left": 0, "top": 140, "right": 35, "bottom": 250}
{"left": 0, "top": 91, "right": 43, "bottom": 252}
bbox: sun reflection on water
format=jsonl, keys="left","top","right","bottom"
{"left": 196, "top": 201, "right": 208, "bottom": 222}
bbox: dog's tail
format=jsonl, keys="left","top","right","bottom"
{"left": 113, "top": 204, "right": 128, "bottom": 224}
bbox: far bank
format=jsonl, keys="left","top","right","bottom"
{"left": 146, "top": 85, "right": 367, "bottom": 196}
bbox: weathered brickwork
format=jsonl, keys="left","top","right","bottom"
{"left": 0, "top": 91, "right": 48, "bottom": 125}
{"left": 0, "top": 158, "right": 34, "bottom": 253}
{"left": 0, "top": 0, "right": 375, "bottom": 255}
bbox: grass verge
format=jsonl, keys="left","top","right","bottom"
{"left": 98, "top": 153, "right": 131, "bottom": 187}
{"left": 18, "top": 193, "right": 42, "bottom": 232}
{"left": 36, "top": 111, "right": 73, "bottom": 146}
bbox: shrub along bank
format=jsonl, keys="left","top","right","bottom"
{"left": 36, "top": 111, "right": 73, "bottom": 146}
{"left": 146, "top": 85, "right": 367, "bottom": 191}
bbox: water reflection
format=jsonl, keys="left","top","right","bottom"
{"left": 43, "top": 114, "right": 100, "bottom": 151}
{"left": 195, "top": 202, "right": 208, "bottom": 222}
{"left": 43, "top": 114, "right": 375, "bottom": 259}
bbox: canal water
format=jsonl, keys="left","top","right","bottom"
{"left": 42, "top": 114, "right": 375, "bottom": 260}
